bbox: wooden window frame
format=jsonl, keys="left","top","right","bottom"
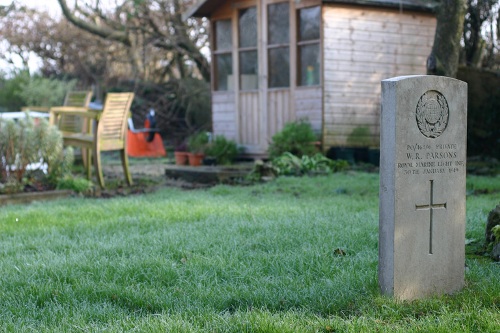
{"left": 213, "top": 18, "right": 233, "bottom": 92}
{"left": 297, "top": 5, "right": 321, "bottom": 87}
{"left": 238, "top": 6, "right": 259, "bottom": 91}
{"left": 267, "top": 1, "right": 291, "bottom": 89}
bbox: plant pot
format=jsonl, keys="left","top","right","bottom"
{"left": 174, "top": 151, "right": 189, "bottom": 165}
{"left": 188, "top": 153, "right": 205, "bottom": 167}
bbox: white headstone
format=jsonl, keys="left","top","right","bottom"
{"left": 379, "top": 75, "right": 467, "bottom": 300}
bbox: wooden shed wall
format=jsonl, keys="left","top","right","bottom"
{"left": 212, "top": 92, "right": 237, "bottom": 140}
{"left": 322, "top": 4, "right": 436, "bottom": 148}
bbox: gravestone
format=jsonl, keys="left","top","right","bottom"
{"left": 379, "top": 75, "right": 467, "bottom": 300}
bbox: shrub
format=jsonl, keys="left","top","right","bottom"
{"left": 248, "top": 152, "right": 349, "bottom": 182}
{"left": 57, "top": 175, "right": 93, "bottom": 194}
{"left": 272, "top": 152, "right": 349, "bottom": 176}
{"left": 0, "top": 115, "right": 74, "bottom": 193}
{"left": 205, "top": 135, "right": 240, "bottom": 165}
{"left": 187, "top": 132, "right": 210, "bottom": 153}
{"left": 457, "top": 67, "right": 500, "bottom": 158}
{"left": 268, "top": 120, "right": 318, "bottom": 159}
{"left": 0, "top": 70, "right": 30, "bottom": 111}
{"left": 17, "top": 76, "right": 77, "bottom": 107}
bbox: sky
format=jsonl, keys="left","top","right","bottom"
{"left": 0, "top": 0, "right": 62, "bottom": 74}
{"left": 1, "top": 0, "right": 61, "bottom": 14}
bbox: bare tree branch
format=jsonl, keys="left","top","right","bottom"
{"left": 57, "top": 0, "right": 131, "bottom": 46}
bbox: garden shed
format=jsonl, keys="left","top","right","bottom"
{"left": 187, "top": 0, "right": 437, "bottom": 156}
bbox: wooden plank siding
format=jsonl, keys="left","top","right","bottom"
{"left": 322, "top": 4, "right": 436, "bottom": 148}
{"left": 267, "top": 89, "right": 293, "bottom": 142}
{"left": 295, "top": 87, "right": 323, "bottom": 135}
{"left": 212, "top": 92, "right": 237, "bottom": 140}
{"left": 239, "top": 92, "right": 260, "bottom": 145}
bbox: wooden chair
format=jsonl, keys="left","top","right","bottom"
{"left": 21, "top": 106, "right": 50, "bottom": 112}
{"left": 50, "top": 92, "right": 134, "bottom": 188}
{"left": 46, "top": 91, "right": 93, "bottom": 133}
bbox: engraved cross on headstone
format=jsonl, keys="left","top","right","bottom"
{"left": 415, "top": 180, "right": 447, "bottom": 255}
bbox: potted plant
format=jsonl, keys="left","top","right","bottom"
{"left": 174, "top": 142, "right": 189, "bottom": 165}
{"left": 205, "top": 135, "right": 240, "bottom": 165}
{"left": 187, "top": 132, "right": 209, "bottom": 166}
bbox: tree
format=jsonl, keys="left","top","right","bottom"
{"left": 463, "top": 0, "right": 499, "bottom": 67}
{"left": 0, "top": 4, "right": 123, "bottom": 100}
{"left": 56, "top": 0, "right": 210, "bottom": 82}
{"left": 463, "top": 0, "right": 500, "bottom": 68}
{"left": 427, "top": 0, "right": 468, "bottom": 77}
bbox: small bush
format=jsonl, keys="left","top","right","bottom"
{"left": 268, "top": 120, "right": 318, "bottom": 159}
{"left": 0, "top": 70, "right": 30, "bottom": 111}
{"left": 17, "top": 76, "right": 77, "bottom": 107}
{"left": 205, "top": 135, "right": 240, "bottom": 165}
{"left": 0, "top": 115, "right": 74, "bottom": 193}
{"left": 187, "top": 132, "right": 209, "bottom": 153}
{"left": 248, "top": 152, "right": 349, "bottom": 181}
{"left": 57, "top": 175, "right": 93, "bottom": 194}
{"left": 272, "top": 152, "right": 349, "bottom": 176}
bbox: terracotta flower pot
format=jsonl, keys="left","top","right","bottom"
{"left": 188, "top": 153, "right": 205, "bottom": 167}
{"left": 174, "top": 151, "right": 189, "bottom": 165}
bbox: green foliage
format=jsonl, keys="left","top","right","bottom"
{"left": 0, "top": 70, "right": 30, "bottom": 111}
{"left": 17, "top": 76, "right": 77, "bottom": 107}
{"left": 249, "top": 153, "right": 349, "bottom": 182}
{"left": 205, "top": 135, "right": 240, "bottom": 165}
{"left": 0, "top": 72, "right": 77, "bottom": 111}
{"left": 187, "top": 131, "right": 209, "bottom": 153}
{"left": 493, "top": 225, "right": 500, "bottom": 244}
{"left": 0, "top": 115, "right": 74, "bottom": 193}
{"left": 272, "top": 152, "right": 349, "bottom": 176}
{"left": 457, "top": 67, "right": 500, "bottom": 158}
{"left": 0, "top": 116, "right": 38, "bottom": 184}
{"left": 56, "top": 175, "right": 93, "bottom": 193}
{"left": 268, "top": 120, "right": 318, "bottom": 159}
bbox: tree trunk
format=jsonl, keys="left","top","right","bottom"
{"left": 427, "top": 0, "right": 468, "bottom": 77}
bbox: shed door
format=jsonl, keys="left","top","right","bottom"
{"left": 265, "top": 2, "right": 294, "bottom": 144}
{"left": 239, "top": 91, "right": 260, "bottom": 147}
{"left": 237, "top": 6, "right": 262, "bottom": 153}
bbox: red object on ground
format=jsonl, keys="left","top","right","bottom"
{"left": 127, "top": 119, "right": 166, "bottom": 158}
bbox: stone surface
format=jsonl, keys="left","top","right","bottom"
{"left": 379, "top": 75, "right": 467, "bottom": 300}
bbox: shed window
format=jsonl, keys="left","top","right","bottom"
{"left": 298, "top": 6, "right": 320, "bottom": 86}
{"left": 214, "top": 19, "right": 233, "bottom": 91}
{"left": 239, "top": 7, "right": 258, "bottom": 90}
{"left": 267, "top": 2, "right": 290, "bottom": 88}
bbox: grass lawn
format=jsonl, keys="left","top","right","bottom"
{"left": 0, "top": 172, "right": 499, "bottom": 332}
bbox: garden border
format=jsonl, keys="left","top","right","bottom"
{"left": 0, "top": 190, "right": 74, "bottom": 206}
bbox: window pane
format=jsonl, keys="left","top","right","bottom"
{"left": 239, "top": 7, "right": 257, "bottom": 48}
{"left": 215, "top": 54, "right": 233, "bottom": 91}
{"left": 299, "top": 6, "right": 320, "bottom": 41}
{"left": 268, "top": 47, "right": 290, "bottom": 88}
{"left": 268, "top": 3, "right": 289, "bottom": 45}
{"left": 215, "top": 20, "right": 232, "bottom": 51}
{"left": 239, "top": 50, "right": 258, "bottom": 90}
{"left": 299, "top": 44, "right": 320, "bottom": 86}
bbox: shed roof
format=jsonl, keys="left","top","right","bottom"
{"left": 186, "top": 0, "right": 438, "bottom": 18}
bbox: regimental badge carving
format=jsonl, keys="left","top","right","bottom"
{"left": 416, "top": 90, "right": 449, "bottom": 138}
